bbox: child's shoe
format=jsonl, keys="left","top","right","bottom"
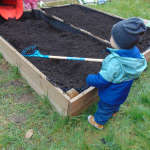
{"left": 112, "top": 113, "right": 116, "bottom": 117}
{"left": 88, "top": 115, "right": 103, "bottom": 129}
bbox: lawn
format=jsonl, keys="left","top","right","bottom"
{"left": 0, "top": 0, "right": 150, "bottom": 149}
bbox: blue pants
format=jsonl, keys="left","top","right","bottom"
{"left": 94, "top": 100, "right": 120, "bottom": 125}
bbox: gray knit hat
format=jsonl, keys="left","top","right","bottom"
{"left": 111, "top": 17, "right": 147, "bottom": 49}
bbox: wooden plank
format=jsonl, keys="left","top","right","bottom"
{"left": 68, "top": 87, "right": 99, "bottom": 116}
{"left": 143, "top": 48, "right": 150, "bottom": 62}
{"left": 69, "top": 23, "right": 110, "bottom": 44}
{"left": 66, "top": 88, "right": 79, "bottom": 99}
{"left": 0, "top": 36, "right": 70, "bottom": 116}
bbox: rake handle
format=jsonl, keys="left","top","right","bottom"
{"left": 48, "top": 55, "right": 103, "bottom": 62}
{"left": 22, "top": 48, "right": 103, "bottom": 62}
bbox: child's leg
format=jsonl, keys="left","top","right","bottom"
{"left": 31, "top": 2, "right": 38, "bottom": 9}
{"left": 112, "top": 105, "right": 120, "bottom": 116}
{"left": 24, "top": 2, "right": 32, "bottom": 10}
{"left": 114, "top": 106, "right": 120, "bottom": 113}
{"left": 90, "top": 100, "right": 120, "bottom": 125}
{"left": 94, "top": 100, "right": 117, "bottom": 125}
{"left": 88, "top": 100, "right": 120, "bottom": 129}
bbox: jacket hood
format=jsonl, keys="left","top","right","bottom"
{"left": 106, "top": 46, "right": 147, "bottom": 78}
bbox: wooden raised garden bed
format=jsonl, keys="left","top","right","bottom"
{"left": 0, "top": 5, "right": 150, "bottom": 116}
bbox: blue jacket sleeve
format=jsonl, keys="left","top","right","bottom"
{"left": 86, "top": 73, "right": 110, "bottom": 89}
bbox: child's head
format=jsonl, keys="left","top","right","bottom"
{"left": 110, "top": 17, "right": 147, "bottom": 49}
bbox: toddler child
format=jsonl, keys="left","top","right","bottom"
{"left": 86, "top": 17, "right": 147, "bottom": 129}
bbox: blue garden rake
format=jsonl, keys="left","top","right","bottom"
{"left": 21, "top": 45, "right": 103, "bottom": 62}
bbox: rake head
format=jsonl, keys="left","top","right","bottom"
{"left": 21, "top": 45, "right": 37, "bottom": 55}
{"left": 21, "top": 45, "right": 43, "bottom": 57}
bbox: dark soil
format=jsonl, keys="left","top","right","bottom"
{"left": 43, "top": 5, "right": 120, "bottom": 41}
{"left": 0, "top": 5, "right": 150, "bottom": 93}
{"left": 43, "top": 5, "right": 150, "bottom": 52}
{"left": 0, "top": 17, "right": 110, "bottom": 92}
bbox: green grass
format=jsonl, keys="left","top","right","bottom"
{"left": 1, "top": 1, "right": 150, "bottom": 149}
{"left": 89, "top": 0, "right": 150, "bottom": 19}
{"left": 45, "top": 0, "right": 150, "bottom": 20}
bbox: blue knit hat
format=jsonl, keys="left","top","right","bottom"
{"left": 111, "top": 17, "right": 147, "bottom": 49}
